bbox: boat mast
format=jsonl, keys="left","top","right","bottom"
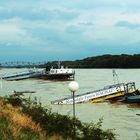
{"left": 112, "top": 69, "right": 119, "bottom": 84}
{"left": 58, "top": 61, "right": 61, "bottom": 69}
{"left": 1, "top": 77, "right": 2, "bottom": 89}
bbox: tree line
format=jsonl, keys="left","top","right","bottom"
{"left": 1, "top": 54, "right": 140, "bottom": 68}
{"left": 45, "top": 54, "right": 140, "bottom": 68}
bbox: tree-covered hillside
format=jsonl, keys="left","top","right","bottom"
{"left": 1, "top": 54, "right": 140, "bottom": 68}
{"left": 46, "top": 54, "right": 140, "bottom": 68}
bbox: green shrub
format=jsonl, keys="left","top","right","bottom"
{"left": 4, "top": 94, "right": 117, "bottom": 140}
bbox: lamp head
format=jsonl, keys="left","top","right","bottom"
{"left": 68, "top": 81, "right": 79, "bottom": 92}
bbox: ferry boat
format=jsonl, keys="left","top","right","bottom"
{"left": 51, "top": 82, "right": 139, "bottom": 104}
{"left": 38, "top": 66, "right": 75, "bottom": 80}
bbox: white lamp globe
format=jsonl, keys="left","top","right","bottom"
{"left": 68, "top": 81, "right": 79, "bottom": 92}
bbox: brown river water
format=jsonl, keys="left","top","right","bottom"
{"left": 0, "top": 68, "right": 140, "bottom": 140}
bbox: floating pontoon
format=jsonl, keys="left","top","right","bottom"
{"left": 51, "top": 82, "right": 138, "bottom": 104}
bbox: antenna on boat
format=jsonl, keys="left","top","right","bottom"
{"left": 58, "top": 61, "right": 61, "bottom": 69}
{"left": 1, "top": 77, "right": 2, "bottom": 89}
{"left": 112, "top": 69, "right": 119, "bottom": 84}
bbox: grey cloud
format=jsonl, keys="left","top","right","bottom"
{"left": 0, "top": 6, "right": 79, "bottom": 21}
{"left": 78, "top": 21, "right": 94, "bottom": 26}
{"left": 115, "top": 21, "right": 140, "bottom": 29}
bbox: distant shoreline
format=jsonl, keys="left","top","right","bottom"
{"left": 1, "top": 54, "right": 140, "bottom": 68}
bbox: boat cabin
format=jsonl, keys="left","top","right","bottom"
{"left": 49, "top": 66, "right": 74, "bottom": 74}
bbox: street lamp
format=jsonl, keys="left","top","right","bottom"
{"left": 68, "top": 80, "right": 79, "bottom": 118}
{"left": 68, "top": 81, "right": 79, "bottom": 138}
{"left": 68, "top": 81, "right": 79, "bottom": 118}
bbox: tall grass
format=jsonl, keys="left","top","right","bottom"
{"left": 0, "top": 98, "right": 46, "bottom": 140}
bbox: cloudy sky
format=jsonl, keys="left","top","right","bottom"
{"left": 0, "top": 0, "right": 140, "bottom": 62}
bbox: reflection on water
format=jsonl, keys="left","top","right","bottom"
{"left": 0, "top": 68, "right": 140, "bottom": 140}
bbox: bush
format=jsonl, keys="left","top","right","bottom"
{"left": 4, "top": 94, "right": 116, "bottom": 140}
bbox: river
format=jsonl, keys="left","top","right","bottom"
{"left": 0, "top": 68, "right": 140, "bottom": 140}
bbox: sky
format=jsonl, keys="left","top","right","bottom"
{"left": 0, "top": 0, "right": 140, "bottom": 62}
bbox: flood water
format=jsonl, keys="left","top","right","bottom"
{"left": 0, "top": 68, "right": 140, "bottom": 140}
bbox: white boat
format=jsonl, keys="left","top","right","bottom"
{"left": 38, "top": 66, "right": 75, "bottom": 80}
{"left": 51, "top": 82, "right": 138, "bottom": 104}
{"left": 2, "top": 69, "right": 43, "bottom": 81}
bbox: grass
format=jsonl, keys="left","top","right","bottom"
{"left": 0, "top": 98, "right": 46, "bottom": 140}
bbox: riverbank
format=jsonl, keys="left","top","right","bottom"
{"left": 0, "top": 94, "right": 116, "bottom": 140}
{"left": 1, "top": 68, "right": 140, "bottom": 140}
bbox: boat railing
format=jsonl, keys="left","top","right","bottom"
{"left": 104, "top": 83, "right": 125, "bottom": 89}
{"left": 2, "top": 71, "right": 30, "bottom": 77}
{"left": 78, "top": 84, "right": 125, "bottom": 97}
{"left": 2, "top": 68, "right": 43, "bottom": 78}
{"left": 51, "top": 89, "right": 108, "bottom": 104}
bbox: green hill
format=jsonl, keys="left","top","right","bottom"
{"left": 2, "top": 54, "right": 140, "bottom": 68}
{"left": 46, "top": 54, "right": 140, "bottom": 68}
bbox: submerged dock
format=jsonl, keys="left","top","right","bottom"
{"left": 51, "top": 82, "right": 138, "bottom": 104}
